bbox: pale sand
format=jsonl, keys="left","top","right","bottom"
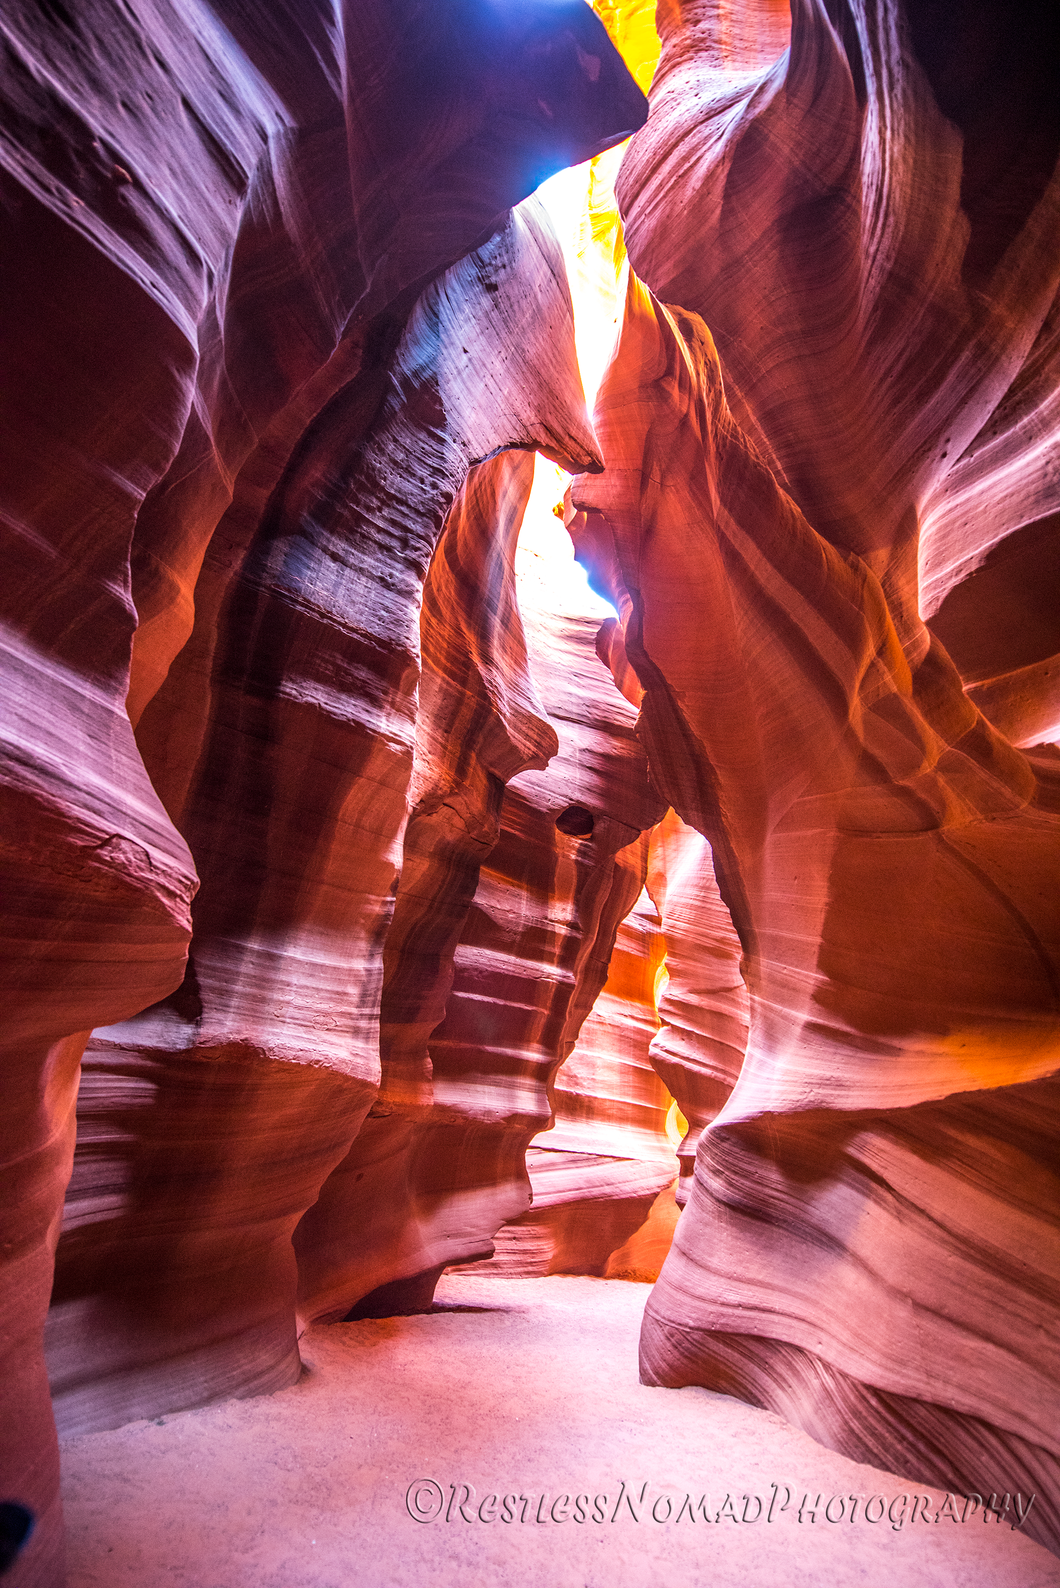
{"left": 60, "top": 1275, "right": 1059, "bottom": 1588}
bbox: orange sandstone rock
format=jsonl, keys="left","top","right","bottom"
{"left": 482, "top": 884, "right": 680, "bottom": 1279}
{"left": 1, "top": 4, "right": 646, "bottom": 1579}
{"left": 47, "top": 198, "right": 603, "bottom": 1431}
{"left": 574, "top": 0, "right": 1060, "bottom": 1537}
{"left": 313, "top": 459, "right": 666, "bottom": 1312}
{"left": 646, "top": 811, "right": 749, "bottom": 1204}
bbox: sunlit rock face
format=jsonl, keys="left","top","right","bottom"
{"left": 46, "top": 196, "right": 608, "bottom": 1395}
{"left": 288, "top": 448, "right": 560, "bottom": 1323}
{"left": 47, "top": 206, "right": 607, "bottom": 1435}
{"left": 646, "top": 812, "right": 748, "bottom": 1205}
{"left": 5, "top": 0, "right": 1060, "bottom": 1579}
{"left": 476, "top": 884, "right": 680, "bottom": 1279}
{"left": 1, "top": 1, "right": 646, "bottom": 1579}
{"left": 290, "top": 451, "right": 663, "bottom": 1319}
{"left": 573, "top": 0, "right": 1060, "bottom": 1555}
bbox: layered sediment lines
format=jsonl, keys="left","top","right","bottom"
{"left": 5, "top": 0, "right": 1060, "bottom": 1579}
{"left": 573, "top": 0, "right": 1060, "bottom": 1555}
{"left": 2, "top": 4, "right": 647, "bottom": 1581}
{"left": 645, "top": 812, "right": 748, "bottom": 1203}
{"left": 339, "top": 503, "right": 668, "bottom": 1302}
{"left": 292, "top": 453, "right": 664, "bottom": 1319}
{"left": 481, "top": 885, "right": 680, "bottom": 1278}
{"left": 47, "top": 202, "right": 607, "bottom": 1428}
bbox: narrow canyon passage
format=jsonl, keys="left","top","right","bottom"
{"left": 3, "top": 0, "right": 1059, "bottom": 1584}
{"left": 59, "top": 1275, "right": 1058, "bottom": 1588}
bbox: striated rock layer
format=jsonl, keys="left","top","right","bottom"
{"left": 291, "top": 454, "right": 664, "bottom": 1319}
{"left": 2, "top": 2, "right": 646, "bottom": 1581}
{"left": 573, "top": 0, "right": 1060, "bottom": 1556}
{"left": 5, "top": 0, "right": 1060, "bottom": 1577}
{"left": 314, "top": 479, "right": 667, "bottom": 1313}
{"left": 289, "top": 448, "right": 563, "bottom": 1322}
{"left": 645, "top": 811, "right": 748, "bottom": 1204}
{"left": 477, "top": 883, "right": 680, "bottom": 1279}
{"left": 46, "top": 201, "right": 607, "bottom": 1428}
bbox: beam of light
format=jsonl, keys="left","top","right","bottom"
{"left": 517, "top": 2, "right": 661, "bottom": 623}
{"left": 518, "top": 157, "right": 627, "bottom": 622}
{"left": 514, "top": 454, "right": 617, "bottom": 621}
{"left": 536, "top": 152, "right": 627, "bottom": 416}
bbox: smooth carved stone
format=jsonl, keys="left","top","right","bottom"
{"left": 638, "top": 1077, "right": 1060, "bottom": 1552}
{"left": 479, "top": 1154, "right": 678, "bottom": 1279}
{"left": 380, "top": 449, "right": 562, "bottom": 1116}
{"left": 617, "top": 0, "right": 1060, "bottom": 655}
{"left": 3, "top": 0, "right": 645, "bottom": 1573}
{"left": 140, "top": 198, "right": 601, "bottom": 1082}
{"left": 293, "top": 448, "right": 558, "bottom": 1321}
{"left": 573, "top": 255, "right": 1060, "bottom": 1552}
{"left": 298, "top": 465, "right": 667, "bottom": 1319}
{"left": 543, "top": 886, "right": 675, "bottom": 1167}
{"left": 482, "top": 886, "right": 680, "bottom": 1278}
{"left": 46, "top": 1051, "right": 362, "bottom": 1433}
{"left": 48, "top": 198, "right": 602, "bottom": 1434}
{"left": 927, "top": 509, "right": 1060, "bottom": 750}
{"left": 646, "top": 811, "right": 749, "bottom": 1205}
{"left": 0, "top": 1034, "right": 85, "bottom": 1588}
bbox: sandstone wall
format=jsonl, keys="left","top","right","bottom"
{"left": 291, "top": 451, "right": 665, "bottom": 1319}
{"left": 0, "top": 4, "right": 646, "bottom": 1582}
{"left": 572, "top": 0, "right": 1060, "bottom": 1553}
{"left": 4, "top": 0, "right": 1059, "bottom": 1578}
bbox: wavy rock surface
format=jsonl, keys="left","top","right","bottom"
{"left": 302, "top": 481, "right": 667, "bottom": 1316}
{"left": 479, "top": 884, "right": 680, "bottom": 1278}
{"left": 7, "top": 0, "right": 1059, "bottom": 1578}
{"left": 1, "top": 3, "right": 646, "bottom": 1580}
{"left": 572, "top": 0, "right": 1060, "bottom": 1553}
{"left": 645, "top": 811, "right": 748, "bottom": 1203}
{"left": 46, "top": 199, "right": 602, "bottom": 1433}
{"left": 290, "top": 448, "right": 560, "bottom": 1322}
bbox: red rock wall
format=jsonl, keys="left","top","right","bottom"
{"left": 572, "top": 0, "right": 1060, "bottom": 1555}
{"left": 290, "top": 449, "right": 665, "bottom": 1319}
{"left": 5, "top": 0, "right": 1060, "bottom": 1577}
{"left": 479, "top": 883, "right": 680, "bottom": 1279}
{"left": 45, "top": 199, "right": 608, "bottom": 1424}
{"left": 1, "top": 3, "right": 646, "bottom": 1582}
{"left": 646, "top": 811, "right": 748, "bottom": 1204}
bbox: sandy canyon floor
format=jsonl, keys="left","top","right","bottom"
{"left": 60, "top": 1275, "right": 1059, "bottom": 1588}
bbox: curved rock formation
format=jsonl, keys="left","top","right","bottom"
{"left": 572, "top": 0, "right": 1060, "bottom": 1554}
{"left": 46, "top": 198, "right": 603, "bottom": 1430}
{"left": 5, "top": 0, "right": 1060, "bottom": 1578}
{"left": 311, "top": 478, "right": 667, "bottom": 1309}
{"left": 646, "top": 811, "right": 748, "bottom": 1203}
{"left": 290, "top": 447, "right": 615, "bottom": 1320}
{"left": 1, "top": 3, "right": 646, "bottom": 1581}
{"left": 481, "top": 883, "right": 680, "bottom": 1278}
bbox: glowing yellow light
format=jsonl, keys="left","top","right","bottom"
{"left": 522, "top": 1, "right": 662, "bottom": 620}
{"left": 515, "top": 455, "right": 616, "bottom": 619}
{"left": 592, "top": 0, "right": 662, "bottom": 94}
{"left": 664, "top": 1097, "right": 689, "bottom": 1150}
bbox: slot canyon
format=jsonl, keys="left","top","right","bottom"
{"left": 1, "top": 0, "right": 1058, "bottom": 1584}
